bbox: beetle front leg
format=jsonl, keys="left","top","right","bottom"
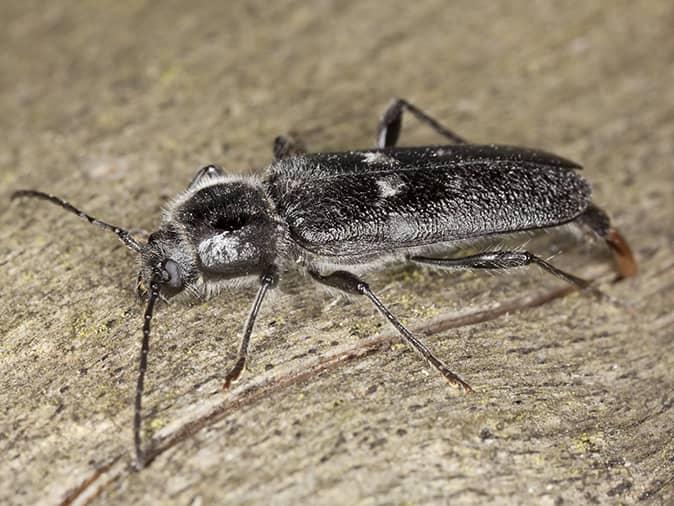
{"left": 377, "top": 98, "right": 468, "bottom": 148}
{"left": 309, "top": 270, "right": 472, "bottom": 391}
{"left": 222, "top": 269, "right": 278, "bottom": 389}
{"left": 187, "top": 164, "right": 225, "bottom": 190}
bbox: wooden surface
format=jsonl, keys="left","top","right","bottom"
{"left": 1, "top": 1, "right": 672, "bottom": 504}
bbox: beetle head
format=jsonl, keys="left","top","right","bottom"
{"left": 138, "top": 224, "right": 200, "bottom": 299}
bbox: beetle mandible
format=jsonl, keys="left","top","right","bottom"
{"left": 12, "top": 98, "right": 637, "bottom": 468}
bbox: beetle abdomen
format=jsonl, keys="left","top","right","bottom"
{"left": 268, "top": 146, "right": 591, "bottom": 257}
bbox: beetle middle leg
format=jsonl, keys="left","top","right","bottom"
{"left": 222, "top": 269, "right": 278, "bottom": 389}
{"left": 309, "top": 270, "right": 472, "bottom": 391}
{"left": 377, "top": 98, "right": 468, "bottom": 148}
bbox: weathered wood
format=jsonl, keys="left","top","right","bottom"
{"left": 1, "top": 1, "right": 672, "bottom": 504}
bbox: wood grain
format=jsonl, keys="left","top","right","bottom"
{"left": 1, "top": 1, "right": 672, "bottom": 504}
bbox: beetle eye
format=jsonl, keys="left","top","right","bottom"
{"left": 163, "top": 259, "right": 182, "bottom": 288}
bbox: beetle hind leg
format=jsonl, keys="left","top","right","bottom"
{"left": 411, "top": 251, "right": 594, "bottom": 291}
{"left": 411, "top": 248, "right": 633, "bottom": 312}
{"left": 410, "top": 250, "right": 624, "bottom": 307}
{"left": 604, "top": 229, "right": 638, "bottom": 279}
{"left": 377, "top": 98, "right": 468, "bottom": 148}
{"left": 577, "top": 204, "right": 637, "bottom": 280}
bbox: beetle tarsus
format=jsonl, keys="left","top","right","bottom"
{"left": 134, "top": 451, "right": 146, "bottom": 471}
{"left": 223, "top": 356, "right": 246, "bottom": 390}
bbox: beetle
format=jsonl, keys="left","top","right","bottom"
{"left": 12, "top": 98, "right": 637, "bottom": 468}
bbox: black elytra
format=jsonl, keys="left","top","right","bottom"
{"left": 11, "top": 98, "right": 637, "bottom": 469}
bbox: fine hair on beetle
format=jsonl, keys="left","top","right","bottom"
{"left": 12, "top": 98, "right": 637, "bottom": 469}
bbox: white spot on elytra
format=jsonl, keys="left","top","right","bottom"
{"left": 431, "top": 148, "right": 454, "bottom": 157}
{"left": 362, "top": 151, "right": 395, "bottom": 165}
{"left": 376, "top": 178, "right": 405, "bottom": 198}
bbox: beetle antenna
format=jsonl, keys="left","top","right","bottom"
{"left": 11, "top": 189, "right": 143, "bottom": 253}
{"left": 133, "top": 271, "right": 161, "bottom": 469}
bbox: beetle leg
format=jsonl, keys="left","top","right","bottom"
{"left": 410, "top": 251, "right": 610, "bottom": 298}
{"left": 377, "top": 98, "right": 468, "bottom": 148}
{"left": 187, "top": 164, "right": 225, "bottom": 190}
{"left": 412, "top": 251, "right": 591, "bottom": 286}
{"left": 309, "top": 270, "right": 472, "bottom": 391}
{"left": 222, "top": 269, "right": 278, "bottom": 390}
{"left": 273, "top": 134, "right": 308, "bottom": 160}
